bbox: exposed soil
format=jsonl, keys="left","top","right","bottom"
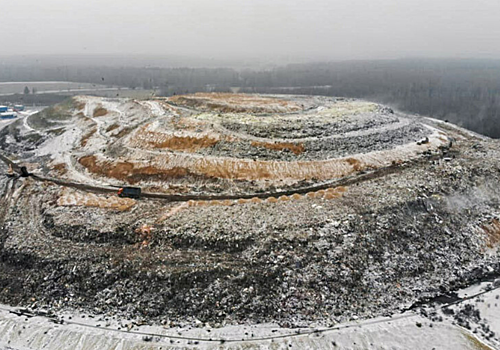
{"left": 250, "top": 140, "right": 305, "bottom": 155}
{"left": 138, "top": 131, "right": 221, "bottom": 152}
{"left": 80, "top": 126, "right": 97, "bottom": 147}
{"left": 79, "top": 155, "right": 215, "bottom": 184}
{"left": 93, "top": 106, "right": 108, "bottom": 117}
{"left": 0, "top": 93, "right": 499, "bottom": 336}
{"left": 482, "top": 219, "right": 500, "bottom": 248}
{"left": 57, "top": 188, "right": 136, "bottom": 211}
{"left": 105, "top": 123, "right": 120, "bottom": 132}
{"left": 168, "top": 93, "right": 304, "bottom": 113}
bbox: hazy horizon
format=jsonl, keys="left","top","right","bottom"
{"left": 2, "top": 0, "right": 500, "bottom": 63}
{"left": 3, "top": 54, "right": 500, "bottom": 71}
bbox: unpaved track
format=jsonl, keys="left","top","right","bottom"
{"left": 0, "top": 278, "right": 498, "bottom": 349}
{"left": 0, "top": 149, "right": 447, "bottom": 203}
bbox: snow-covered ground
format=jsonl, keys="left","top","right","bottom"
{"left": 0, "top": 283, "right": 497, "bottom": 350}
{"left": 21, "top": 95, "right": 448, "bottom": 196}
{"left": 0, "top": 108, "right": 42, "bottom": 129}
{"left": 2, "top": 94, "right": 499, "bottom": 350}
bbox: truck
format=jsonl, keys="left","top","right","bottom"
{"left": 117, "top": 187, "right": 142, "bottom": 199}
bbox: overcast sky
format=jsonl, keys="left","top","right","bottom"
{"left": 2, "top": 0, "right": 500, "bottom": 62}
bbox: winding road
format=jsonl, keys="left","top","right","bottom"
{"left": 0, "top": 146, "right": 449, "bottom": 203}
{"left": 0, "top": 101, "right": 452, "bottom": 203}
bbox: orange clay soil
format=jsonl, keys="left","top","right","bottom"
{"left": 111, "top": 127, "right": 134, "bottom": 139}
{"left": 481, "top": 219, "right": 500, "bottom": 248}
{"left": 78, "top": 136, "right": 441, "bottom": 184}
{"left": 80, "top": 127, "right": 97, "bottom": 147}
{"left": 106, "top": 124, "right": 120, "bottom": 132}
{"left": 150, "top": 135, "right": 220, "bottom": 152}
{"left": 172, "top": 116, "right": 208, "bottom": 130}
{"left": 157, "top": 186, "right": 348, "bottom": 221}
{"left": 168, "top": 93, "right": 303, "bottom": 113}
{"left": 57, "top": 188, "right": 136, "bottom": 211}
{"left": 345, "top": 158, "right": 363, "bottom": 171}
{"left": 79, "top": 155, "right": 211, "bottom": 184}
{"left": 74, "top": 100, "right": 86, "bottom": 111}
{"left": 93, "top": 106, "right": 108, "bottom": 117}
{"left": 251, "top": 141, "right": 305, "bottom": 155}
{"left": 78, "top": 153, "right": 357, "bottom": 183}
{"left": 132, "top": 129, "right": 221, "bottom": 152}
{"left": 51, "top": 163, "right": 68, "bottom": 176}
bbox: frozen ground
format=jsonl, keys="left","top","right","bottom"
{"left": 0, "top": 93, "right": 499, "bottom": 349}
{"left": 0, "top": 279, "right": 498, "bottom": 350}
{"left": 0, "top": 94, "right": 449, "bottom": 194}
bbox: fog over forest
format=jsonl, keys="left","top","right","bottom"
{"left": 2, "top": 0, "right": 500, "bottom": 137}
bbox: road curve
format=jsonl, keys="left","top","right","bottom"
{"left": 1, "top": 149, "right": 448, "bottom": 203}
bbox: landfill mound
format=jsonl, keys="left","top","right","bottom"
{"left": 1, "top": 94, "right": 446, "bottom": 195}
{"left": 0, "top": 93, "right": 499, "bottom": 333}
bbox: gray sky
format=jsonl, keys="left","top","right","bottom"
{"left": 2, "top": 0, "right": 500, "bottom": 61}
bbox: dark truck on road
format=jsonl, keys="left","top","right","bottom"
{"left": 117, "top": 187, "right": 141, "bottom": 199}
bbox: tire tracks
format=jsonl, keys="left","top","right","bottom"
{"left": 0, "top": 149, "right": 448, "bottom": 203}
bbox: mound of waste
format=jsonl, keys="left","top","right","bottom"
{"left": 0, "top": 93, "right": 499, "bottom": 333}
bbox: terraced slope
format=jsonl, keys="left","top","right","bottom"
{"left": 0, "top": 94, "right": 499, "bottom": 349}
{"left": 1, "top": 94, "right": 447, "bottom": 196}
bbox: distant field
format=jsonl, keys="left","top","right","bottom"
{"left": 0, "top": 82, "right": 109, "bottom": 95}
{"left": 0, "top": 81, "right": 155, "bottom": 101}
